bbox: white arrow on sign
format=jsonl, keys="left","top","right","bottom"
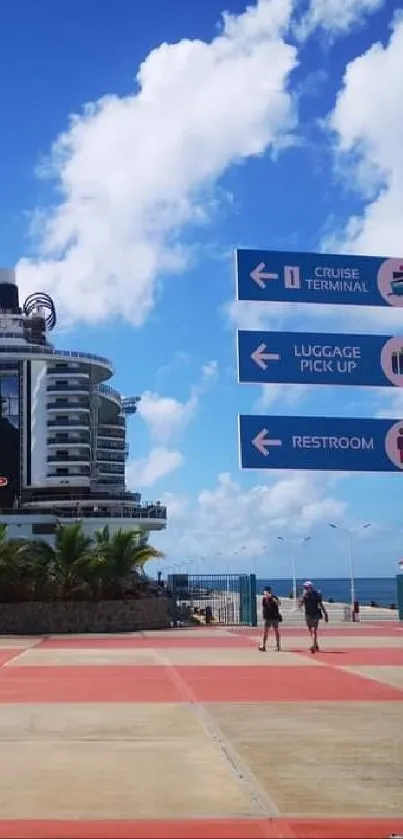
{"left": 252, "top": 428, "right": 283, "bottom": 457}
{"left": 251, "top": 343, "right": 281, "bottom": 371}
{"left": 250, "top": 261, "right": 279, "bottom": 289}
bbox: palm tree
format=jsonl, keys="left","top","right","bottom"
{"left": 0, "top": 522, "right": 12, "bottom": 556}
{"left": 29, "top": 521, "right": 94, "bottom": 599}
{"left": 0, "top": 523, "right": 51, "bottom": 601}
{"left": 0, "top": 523, "right": 21, "bottom": 582}
{"left": 130, "top": 543, "right": 165, "bottom": 572}
{"left": 90, "top": 526, "right": 165, "bottom": 598}
{"left": 0, "top": 522, "right": 165, "bottom": 603}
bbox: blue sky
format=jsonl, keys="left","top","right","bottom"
{"left": 2, "top": 0, "right": 403, "bottom": 578}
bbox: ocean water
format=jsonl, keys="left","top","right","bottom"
{"left": 256, "top": 577, "right": 398, "bottom": 607}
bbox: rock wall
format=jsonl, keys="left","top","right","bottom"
{"left": 0, "top": 598, "right": 170, "bottom": 634}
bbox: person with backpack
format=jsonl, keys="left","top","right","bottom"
{"left": 258, "top": 587, "right": 282, "bottom": 652}
{"left": 299, "top": 580, "right": 328, "bottom": 653}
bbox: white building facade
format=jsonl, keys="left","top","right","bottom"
{"left": 0, "top": 269, "right": 167, "bottom": 543}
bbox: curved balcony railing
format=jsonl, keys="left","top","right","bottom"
{"left": 47, "top": 384, "right": 90, "bottom": 394}
{"left": 0, "top": 344, "right": 114, "bottom": 374}
{"left": 3, "top": 503, "right": 167, "bottom": 521}
{"left": 47, "top": 455, "right": 91, "bottom": 463}
{"left": 96, "top": 453, "right": 125, "bottom": 463}
{"left": 47, "top": 369, "right": 90, "bottom": 378}
{"left": 48, "top": 442, "right": 91, "bottom": 449}
{"left": 98, "top": 384, "right": 122, "bottom": 405}
{"left": 47, "top": 419, "right": 90, "bottom": 428}
{"left": 98, "top": 417, "right": 125, "bottom": 428}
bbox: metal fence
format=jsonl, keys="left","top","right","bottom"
{"left": 168, "top": 573, "right": 257, "bottom": 626}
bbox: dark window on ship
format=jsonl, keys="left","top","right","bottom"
{"left": 55, "top": 468, "right": 68, "bottom": 475}
{"left": 32, "top": 523, "right": 56, "bottom": 535}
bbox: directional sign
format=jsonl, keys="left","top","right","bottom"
{"left": 239, "top": 415, "right": 403, "bottom": 472}
{"left": 236, "top": 249, "right": 403, "bottom": 308}
{"left": 238, "top": 330, "right": 403, "bottom": 388}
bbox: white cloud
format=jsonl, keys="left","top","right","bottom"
{"left": 158, "top": 491, "right": 190, "bottom": 520}
{"left": 138, "top": 360, "right": 217, "bottom": 442}
{"left": 152, "top": 471, "right": 346, "bottom": 560}
{"left": 296, "top": 0, "right": 383, "bottom": 39}
{"left": 225, "top": 298, "right": 292, "bottom": 331}
{"left": 126, "top": 448, "right": 183, "bottom": 488}
{"left": 325, "top": 14, "right": 403, "bottom": 258}
{"left": 138, "top": 392, "right": 197, "bottom": 442}
{"left": 372, "top": 388, "right": 403, "bottom": 418}
{"left": 156, "top": 352, "right": 191, "bottom": 386}
{"left": 227, "top": 293, "right": 403, "bottom": 342}
{"left": 254, "top": 382, "right": 310, "bottom": 411}
{"left": 16, "top": 0, "right": 297, "bottom": 327}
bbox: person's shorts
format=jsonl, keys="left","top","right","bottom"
{"left": 264, "top": 619, "right": 279, "bottom": 629}
{"left": 305, "top": 616, "right": 320, "bottom": 629}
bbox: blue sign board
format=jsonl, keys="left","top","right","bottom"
{"left": 239, "top": 414, "right": 403, "bottom": 472}
{"left": 236, "top": 249, "right": 403, "bottom": 308}
{"left": 237, "top": 330, "right": 403, "bottom": 388}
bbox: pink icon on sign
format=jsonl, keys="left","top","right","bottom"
{"left": 385, "top": 420, "right": 403, "bottom": 470}
{"left": 380, "top": 337, "right": 403, "bottom": 386}
{"left": 377, "top": 259, "right": 403, "bottom": 307}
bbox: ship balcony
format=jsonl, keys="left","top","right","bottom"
{"left": 97, "top": 436, "right": 125, "bottom": 446}
{"left": 47, "top": 395, "right": 90, "bottom": 407}
{"left": 96, "top": 454, "right": 125, "bottom": 464}
{"left": 47, "top": 451, "right": 91, "bottom": 462}
{"left": 94, "top": 478, "right": 125, "bottom": 488}
{"left": 47, "top": 369, "right": 90, "bottom": 379}
{"left": 98, "top": 384, "right": 122, "bottom": 407}
{"left": 47, "top": 439, "right": 91, "bottom": 449}
{"left": 47, "top": 464, "right": 91, "bottom": 475}
{"left": 99, "top": 417, "right": 125, "bottom": 428}
{"left": 47, "top": 385, "right": 90, "bottom": 395}
{"left": 97, "top": 439, "right": 125, "bottom": 449}
{"left": 44, "top": 476, "right": 91, "bottom": 488}
{"left": 47, "top": 404, "right": 90, "bottom": 414}
{"left": 47, "top": 418, "right": 90, "bottom": 428}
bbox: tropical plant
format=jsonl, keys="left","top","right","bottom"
{"left": 0, "top": 521, "right": 165, "bottom": 602}
{"left": 28, "top": 521, "right": 94, "bottom": 599}
{"left": 0, "top": 523, "right": 51, "bottom": 601}
{"left": 88, "top": 525, "right": 165, "bottom": 598}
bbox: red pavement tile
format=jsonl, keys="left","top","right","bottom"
{"left": 38, "top": 636, "right": 253, "bottom": 649}
{"left": 0, "top": 650, "right": 24, "bottom": 667}
{"left": 0, "top": 820, "right": 279, "bottom": 839}
{"left": 233, "top": 626, "right": 400, "bottom": 637}
{"left": 2, "top": 663, "right": 401, "bottom": 703}
{"left": 0, "top": 666, "right": 181, "bottom": 703}
{"left": 0, "top": 820, "right": 402, "bottom": 839}
{"left": 295, "top": 648, "right": 403, "bottom": 666}
{"left": 174, "top": 665, "right": 403, "bottom": 702}
{"left": 289, "top": 818, "right": 403, "bottom": 838}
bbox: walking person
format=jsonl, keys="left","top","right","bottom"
{"left": 258, "top": 587, "right": 282, "bottom": 651}
{"left": 299, "top": 581, "right": 328, "bottom": 653}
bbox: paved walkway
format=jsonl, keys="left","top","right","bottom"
{"left": 0, "top": 621, "right": 402, "bottom": 838}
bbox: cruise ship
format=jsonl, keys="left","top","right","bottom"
{"left": 0, "top": 269, "right": 167, "bottom": 542}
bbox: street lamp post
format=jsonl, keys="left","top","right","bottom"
{"left": 277, "top": 536, "right": 311, "bottom": 610}
{"left": 329, "top": 523, "right": 371, "bottom": 617}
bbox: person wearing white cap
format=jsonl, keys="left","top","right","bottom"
{"left": 299, "top": 581, "right": 328, "bottom": 653}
